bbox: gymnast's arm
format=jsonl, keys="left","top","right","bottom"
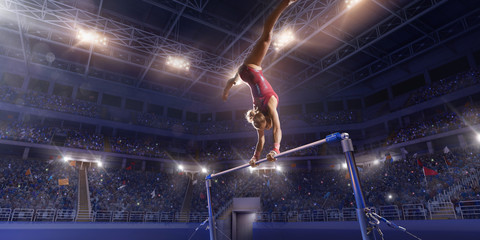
{"left": 268, "top": 96, "right": 282, "bottom": 148}
{"left": 222, "top": 73, "right": 241, "bottom": 101}
{"left": 255, "top": 128, "right": 265, "bottom": 158}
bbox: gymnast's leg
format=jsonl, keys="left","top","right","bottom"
{"left": 243, "top": 0, "right": 298, "bottom": 68}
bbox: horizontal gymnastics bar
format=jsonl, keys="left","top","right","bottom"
{"left": 206, "top": 132, "right": 348, "bottom": 179}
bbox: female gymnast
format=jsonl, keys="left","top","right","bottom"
{"left": 222, "top": 0, "right": 298, "bottom": 167}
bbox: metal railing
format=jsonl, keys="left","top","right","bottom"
{"left": 145, "top": 212, "right": 160, "bottom": 222}
{"left": 326, "top": 209, "right": 341, "bottom": 221}
{"left": 255, "top": 212, "right": 270, "bottom": 222}
{"left": 34, "top": 209, "right": 56, "bottom": 222}
{"left": 403, "top": 204, "right": 427, "bottom": 220}
{"left": 94, "top": 210, "right": 112, "bottom": 222}
{"left": 342, "top": 208, "right": 357, "bottom": 221}
{"left": 297, "top": 210, "right": 312, "bottom": 222}
{"left": 2, "top": 202, "right": 479, "bottom": 223}
{"left": 312, "top": 210, "right": 325, "bottom": 222}
{"left": 459, "top": 201, "right": 480, "bottom": 219}
{"left": 55, "top": 209, "right": 76, "bottom": 222}
{"left": 271, "top": 212, "right": 287, "bottom": 222}
{"left": 379, "top": 205, "right": 402, "bottom": 220}
{"left": 428, "top": 202, "right": 456, "bottom": 220}
{"left": 11, "top": 209, "right": 34, "bottom": 222}
{"left": 0, "top": 208, "right": 12, "bottom": 221}
{"left": 129, "top": 211, "right": 146, "bottom": 222}
{"left": 112, "top": 211, "right": 129, "bottom": 222}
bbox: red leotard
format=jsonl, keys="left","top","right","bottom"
{"left": 238, "top": 65, "right": 279, "bottom": 113}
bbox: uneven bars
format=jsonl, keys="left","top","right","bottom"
{"left": 206, "top": 132, "right": 349, "bottom": 179}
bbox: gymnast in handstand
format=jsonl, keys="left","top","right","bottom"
{"left": 223, "top": 0, "right": 298, "bottom": 167}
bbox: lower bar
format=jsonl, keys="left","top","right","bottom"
{"left": 208, "top": 136, "right": 337, "bottom": 179}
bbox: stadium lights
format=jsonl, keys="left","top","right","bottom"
{"left": 345, "top": 0, "right": 362, "bottom": 9}
{"left": 76, "top": 29, "right": 107, "bottom": 46}
{"left": 166, "top": 56, "right": 190, "bottom": 71}
{"left": 201, "top": 167, "right": 207, "bottom": 173}
{"left": 273, "top": 29, "right": 295, "bottom": 51}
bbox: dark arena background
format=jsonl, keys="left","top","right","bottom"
{"left": 0, "top": 0, "right": 480, "bottom": 239}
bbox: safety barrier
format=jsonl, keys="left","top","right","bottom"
{"left": 0, "top": 208, "right": 12, "bottom": 221}
{"left": 459, "top": 200, "right": 480, "bottom": 219}
{"left": 0, "top": 203, "right": 475, "bottom": 223}
{"left": 160, "top": 212, "right": 175, "bottom": 222}
{"left": 11, "top": 208, "right": 34, "bottom": 222}
{"left": 255, "top": 212, "right": 270, "bottom": 222}
{"left": 0, "top": 208, "right": 211, "bottom": 223}
{"left": 34, "top": 209, "right": 56, "bottom": 222}
{"left": 112, "top": 211, "right": 129, "bottom": 222}
{"left": 402, "top": 204, "right": 427, "bottom": 220}
{"left": 271, "top": 212, "right": 287, "bottom": 222}
{"left": 326, "top": 209, "right": 341, "bottom": 221}
{"left": 129, "top": 211, "right": 146, "bottom": 222}
{"left": 298, "top": 210, "right": 312, "bottom": 222}
{"left": 94, "top": 211, "right": 112, "bottom": 222}
{"left": 55, "top": 209, "right": 76, "bottom": 222}
{"left": 379, "top": 205, "right": 401, "bottom": 220}
{"left": 428, "top": 202, "right": 456, "bottom": 220}
{"left": 189, "top": 212, "right": 209, "bottom": 222}
{"left": 342, "top": 208, "right": 357, "bottom": 221}
{"left": 312, "top": 210, "right": 325, "bottom": 222}
{"left": 145, "top": 212, "right": 160, "bottom": 222}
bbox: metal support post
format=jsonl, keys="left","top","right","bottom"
{"left": 205, "top": 179, "right": 216, "bottom": 240}
{"left": 341, "top": 137, "right": 374, "bottom": 240}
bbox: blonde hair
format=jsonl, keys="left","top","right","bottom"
{"left": 245, "top": 108, "right": 271, "bottom": 130}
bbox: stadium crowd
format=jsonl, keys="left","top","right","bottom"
{"left": 0, "top": 86, "right": 98, "bottom": 118}
{"left": 0, "top": 157, "right": 77, "bottom": 210}
{"left": 88, "top": 167, "right": 187, "bottom": 212}
{"left": 405, "top": 69, "right": 480, "bottom": 107}
{"left": 386, "top": 104, "right": 480, "bottom": 145}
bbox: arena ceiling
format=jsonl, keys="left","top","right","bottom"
{"left": 0, "top": 0, "right": 479, "bottom": 108}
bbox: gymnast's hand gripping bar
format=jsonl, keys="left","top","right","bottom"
{"left": 206, "top": 132, "right": 349, "bottom": 180}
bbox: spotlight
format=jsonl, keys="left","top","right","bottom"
{"left": 97, "top": 161, "right": 103, "bottom": 167}
{"left": 178, "top": 165, "right": 184, "bottom": 171}
{"left": 63, "top": 156, "right": 71, "bottom": 162}
{"left": 276, "top": 165, "right": 282, "bottom": 172}
{"left": 476, "top": 134, "right": 480, "bottom": 143}
{"left": 273, "top": 29, "right": 295, "bottom": 51}
{"left": 345, "top": 0, "right": 362, "bottom": 9}
{"left": 201, "top": 167, "right": 207, "bottom": 173}
{"left": 77, "top": 29, "right": 108, "bottom": 46}
{"left": 166, "top": 56, "right": 190, "bottom": 70}
{"left": 373, "top": 160, "right": 379, "bottom": 165}
{"left": 388, "top": 194, "right": 393, "bottom": 200}
{"left": 342, "top": 163, "right": 347, "bottom": 169}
